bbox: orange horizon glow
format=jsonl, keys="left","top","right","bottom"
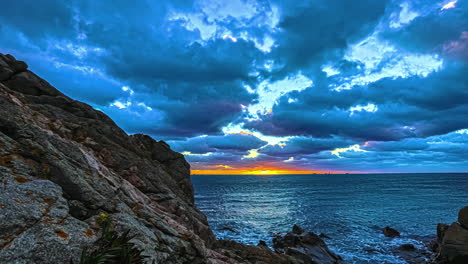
{"left": 191, "top": 167, "right": 348, "bottom": 175}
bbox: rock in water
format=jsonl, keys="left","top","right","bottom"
{"left": 273, "top": 225, "right": 343, "bottom": 264}
{"left": 383, "top": 226, "right": 401, "bottom": 238}
{"left": 459, "top": 206, "right": 468, "bottom": 229}
{"left": 0, "top": 53, "right": 344, "bottom": 264}
{"left": 432, "top": 207, "right": 468, "bottom": 264}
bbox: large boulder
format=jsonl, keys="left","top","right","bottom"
{"left": 432, "top": 207, "right": 468, "bottom": 264}
{"left": 437, "top": 222, "right": 468, "bottom": 264}
{"left": 273, "top": 225, "right": 343, "bottom": 264}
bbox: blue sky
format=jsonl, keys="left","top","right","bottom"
{"left": 1, "top": 0, "right": 467, "bottom": 173}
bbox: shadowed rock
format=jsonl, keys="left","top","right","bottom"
{"left": 273, "top": 225, "right": 343, "bottom": 264}
{"left": 459, "top": 206, "right": 468, "bottom": 229}
{"left": 432, "top": 207, "right": 468, "bottom": 264}
{"left": 383, "top": 226, "right": 401, "bottom": 238}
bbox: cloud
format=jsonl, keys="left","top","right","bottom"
{"left": 1, "top": 0, "right": 467, "bottom": 172}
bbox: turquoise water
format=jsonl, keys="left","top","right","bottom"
{"left": 192, "top": 173, "right": 468, "bottom": 264}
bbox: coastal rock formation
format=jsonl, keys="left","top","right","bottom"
{"left": 0, "top": 53, "right": 214, "bottom": 263}
{"left": 432, "top": 207, "right": 468, "bottom": 264}
{"left": 273, "top": 225, "right": 343, "bottom": 264}
{"left": 383, "top": 226, "right": 401, "bottom": 238}
{"left": 0, "top": 53, "right": 341, "bottom": 264}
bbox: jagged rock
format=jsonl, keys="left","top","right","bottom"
{"left": 459, "top": 206, "right": 468, "bottom": 229}
{"left": 437, "top": 223, "right": 468, "bottom": 264}
{"left": 292, "top": 224, "right": 304, "bottom": 234}
{"left": 214, "top": 240, "right": 295, "bottom": 264}
{"left": 431, "top": 207, "right": 468, "bottom": 264}
{"left": 273, "top": 225, "right": 343, "bottom": 264}
{"left": 392, "top": 244, "right": 430, "bottom": 264}
{"left": 437, "top": 223, "right": 449, "bottom": 243}
{"left": 0, "top": 53, "right": 213, "bottom": 263}
{"left": 383, "top": 226, "right": 401, "bottom": 238}
{"left": 257, "top": 240, "right": 268, "bottom": 248}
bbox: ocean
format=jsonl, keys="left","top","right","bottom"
{"left": 192, "top": 173, "right": 468, "bottom": 264}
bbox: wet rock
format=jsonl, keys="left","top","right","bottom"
{"left": 319, "top": 233, "right": 332, "bottom": 239}
{"left": 459, "top": 206, "right": 468, "bottom": 229}
{"left": 214, "top": 239, "right": 295, "bottom": 264}
{"left": 292, "top": 224, "right": 304, "bottom": 234}
{"left": 437, "top": 222, "right": 468, "bottom": 264}
{"left": 273, "top": 225, "right": 343, "bottom": 264}
{"left": 383, "top": 226, "right": 401, "bottom": 238}
{"left": 437, "top": 223, "right": 449, "bottom": 243}
{"left": 400, "top": 244, "right": 416, "bottom": 251}
{"left": 257, "top": 240, "right": 268, "bottom": 247}
{"left": 431, "top": 207, "right": 468, "bottom": 264}
{"left": 220, "top": 226, "right": 239, "bottom": 234}
{"left": 392, "top": 244, "right": 429, "bottom": 264}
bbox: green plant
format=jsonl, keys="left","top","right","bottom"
{"left": 74, "top": 213, "right": 149, "bottom": 264}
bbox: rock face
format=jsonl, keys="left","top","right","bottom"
{"left": 432, "top": 207, "right": 468, "bottom": 264}
{"left": 0, "top": 53, "right": 215, "bottom": 263}
{"left": 0, "top": 53, "right": 342, "bottom": 264}
{"left": 273, "top": 225, "right": 343, "bottom": 264}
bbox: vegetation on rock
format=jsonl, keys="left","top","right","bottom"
{"left": 76, "top": 213, "right": 149, "bottom": 264}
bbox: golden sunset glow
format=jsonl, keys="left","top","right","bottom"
{"left": 441, "top": 0, "right": 457, "bottom": 10}
{"left": 215, "top": 165, "right": 233, "bottom": 169}
{"left": 191, "top": 164, "right": 345, "bottom": 175}
{"left": 243, "top": 149, "right": 260, "bottom": 158}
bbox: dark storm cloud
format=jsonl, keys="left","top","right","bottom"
{"left": 268, "top": 0, "right": 391, "bottom": 75}
{"left": 381, "top": 0, "right": 468, "bottom": 54}
{"left": 1, "top": 0, "right": 467, "bottom": 172}
{"left": 168, "top": 134, "right": 267, "bottom": 154}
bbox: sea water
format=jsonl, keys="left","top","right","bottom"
{"left": 192, "top": 173, "right": 468, "bottom": 264}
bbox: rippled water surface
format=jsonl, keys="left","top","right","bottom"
{"left": 192, "top": 173, "right": 468, "bottom": 263}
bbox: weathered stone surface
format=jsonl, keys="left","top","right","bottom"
{"left": 0, "top": 53, "right": 213, "bottom": 263}
{"left": 273, "top": 225, "right": 343, "bottom": 264}
{"left": 0, "top": 179, "right": 95, "bottom": 263}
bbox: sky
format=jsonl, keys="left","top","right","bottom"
{"left": 1, "top": 0, "right": 467, "bottom": 174}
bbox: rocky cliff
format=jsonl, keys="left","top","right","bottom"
{"left": 0, "top": 53, "right": 342, "bottom": 264}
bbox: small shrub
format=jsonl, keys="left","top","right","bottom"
{"left": 74, "top": 213, "right": 149, "bottom": 264}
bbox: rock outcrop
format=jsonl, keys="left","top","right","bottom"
{"left": 431, "top": 207, "right": 468, "bottom": 264}
{"left": 273, "top": 225, "right": 343, "bottom": 264}
{"left": 0, "top": 53, "right": 341, "bottom": 264}
{"left": 383, "top": 226, "right": 401, "bottom": 238}
{"left": 0, "top": 53, "right": 215, "bottom": 263}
